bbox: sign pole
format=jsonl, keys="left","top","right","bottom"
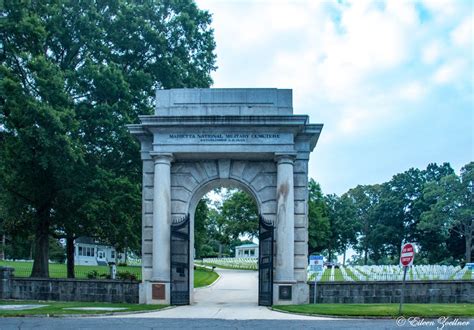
{"left": 399, "top": 242, "right": 415, "bottom": 315}
{"left": 399, "top": 265, "right": 408, "bottom": 314}
{"left": 309, "top": 255, "right": 323, "bottom": 304}
{"left": 314, "top": 276, "right": 317, "bottom": 304}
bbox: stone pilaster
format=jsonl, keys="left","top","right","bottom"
{"left": 150, "top": 153, "right": 173, "bottom": 282}
{"left": 274, "top": 153, "right": 296, "bottom": 283}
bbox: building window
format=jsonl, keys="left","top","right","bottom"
{"left": 111, "top": 250, "right": 115, "bottom": 259}
{"left": 78, "top": 246, "right": 95, "bottom": 257}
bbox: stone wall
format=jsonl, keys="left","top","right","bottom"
{"left": 0, "top": 267, "right": 139, "bottom": 303}
{"left": 309, "top": 280, "right": 474, "bottom": 304}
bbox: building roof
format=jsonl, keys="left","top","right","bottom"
{"left": 235, "top": 243, "right": 258, "bottom": 249}
{"left": 75, "top": 236, "right": 109, "bottom": 246}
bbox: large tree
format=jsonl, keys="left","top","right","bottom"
{"left": 344, "top": 184, "right": 381, "bottom": 265}
{"left": 419, "top": 162, "right": 473, "bottom": 263}
{"left": 0, "top": 0, "right": 216, "bottom": 277}
{"left": 307, "top": 179, "right": 330, "bottom": 256}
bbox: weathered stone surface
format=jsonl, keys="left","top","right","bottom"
{"left": 294, "top": 242, "right": 307, "bottom": 255}
{"left": 309, "top": 281, "right": 474, "bottom": 304}
{"left": 142, "top": 241, "right": 153, "bottom": 254}
{"left": 143, "top": 187, "right": 153, "bottom": 200}
{"left": 294, "top": 187, "right": 307, "bottom": 201}
{"left": 294, "top": 215, "right": 307, "bottom": 227}
{"left": 143, "top": 160, "right": 154, "bottom": 173}
{"left": 3, "top": 276, "right": 139, "bottom": 303}
{"left": 251, "top": 173, "right": 276, "bottom": 191}
{"left": 129, "top": 88, "right": 322, "bottom": 305}
{"left": 295, "top": 201, "right": 306, "bottom": 215}
{"left": 143, "top": 229, "right": 153, "bottom": 241}
{"left": 171, "top": 174, "right": 198, "bottom": 191}
{"left": 294, "top": 228, "right": 307, "bottom": 242}
{"left": 143, "top": 201, "right": 153, "bottom": 214}
{"left": 294, "top": 256, "right": 307, "bottom": 269}
{"left": 218, "top": 159, "right": 231, "bottom": 179}
{"left": 261, "top": 200, "right": 277, "bottom": 215}
{"left": 230, "top": 160, "right": 247, "bottom": 178}
{"left": 258, "top": 186, "right": 277, "bottom": 203}
{"left": 143, "top": 173, "right": 154, "bottom": 187}
{"left": 201, "top": 161, "right": 219, "bottom": 179}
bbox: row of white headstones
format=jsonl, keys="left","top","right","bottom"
{"left": 309, "top": 264, "right": 472, "bottom": 281}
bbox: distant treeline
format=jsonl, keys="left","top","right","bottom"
{"left": 308, "top": 162, "right": 473, "bottom": 266}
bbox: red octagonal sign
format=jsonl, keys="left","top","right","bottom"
{"left": 400, "top": 243, "right": 415, "bottom": 267}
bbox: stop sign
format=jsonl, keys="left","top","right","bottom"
{"left": 400, "top": 243, "right": 415, "bottom": 267}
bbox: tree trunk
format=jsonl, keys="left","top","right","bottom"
{"left": 66, "top": 234, "right": 75, "bottom": 278}
{"left": 364, "top": 249, "right": 368, "bottom": 265}
{"left": 0, "top": 234, "right": 5, "bottom": 260}
{"left": 465, "top": 221, "right": 473, "bottom": 263}
{"left": 218, "top": 244, "right": 223, "bottom": 258}
{"left": 343, "top": 249, "right": 346, "bottom": 266}
{"left": 29, "top": 241, "right": 33, "bottom": 260}
{"left": 31, "top": 216, "right": 50, "bottom": 278}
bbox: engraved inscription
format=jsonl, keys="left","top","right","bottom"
{"left": 168, "top": 133, "right": 280, "bottom": 143}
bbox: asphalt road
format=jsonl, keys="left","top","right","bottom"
{"left": 0, "top": 317, "right": 420, "bottom": 329}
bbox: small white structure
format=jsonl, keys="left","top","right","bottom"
{"left": 235, "top": 243, "right": 259, "bottom": 258}
{"left": 74, "top": 237, "right": 126, "bottom": 266}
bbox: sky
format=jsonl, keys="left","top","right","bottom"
{"left": 195, "top": 0, "right": 473, "bottom": 195}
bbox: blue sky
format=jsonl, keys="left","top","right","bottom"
{"left": 196, "top": 0, "right": 473, "bottom": 195}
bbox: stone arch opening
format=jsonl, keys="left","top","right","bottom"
{"left": 189, "top": 180, "right": 261, "bottom": 304}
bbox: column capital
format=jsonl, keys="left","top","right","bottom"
{"left": 150, "top": 152, "right": 174, "bottom": 164}
{"left": 274, "top": 152, "right": 297, "bottom": 165}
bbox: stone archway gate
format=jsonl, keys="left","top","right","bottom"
{"left": 128, "top": 88, "right": 322, "bottom": 305}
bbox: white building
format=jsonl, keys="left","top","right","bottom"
{"left": 235, "top": 243, "right": 259, "bottom": 258}
{"left": 74, "top": 237, "right": 126, "bottom": 266}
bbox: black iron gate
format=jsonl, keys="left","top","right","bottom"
{"left": 258, "top": 215, "right": 274, "bottom": 306}
{"left": 170, "top": 214, "right": 190, "bottom": 305}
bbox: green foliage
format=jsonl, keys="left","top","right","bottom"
{"left": 194, "top": 199, "right": 210, "bottom": 258}
{"left": 218, "top": 190, "right": 259, "bottom": 242}
{"left": 418, "top": 162, "right": 473, "bottom": 263}
{"left": 116, "top": 270, "right": 137, "bottom": 281}
{"left": 308, "top": 179, "right": 330, "bottom": 256}
{"left": 310, "top": 162, "right": 470, "bottom": 266}
{"left": 193, "top": 189, "right": 259, "bottom": 258}
{"left": 0, "top": 0, "right": 216, "bottom": 277}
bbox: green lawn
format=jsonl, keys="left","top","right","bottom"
{"left": 196, "top": 260, "right": 257, "bottom": 271}
{"left": 0, "top": 260, "right": 141, "bottom": 280}
{"left": 273, "top": 303, "right": 474, "bottom": 317}
{"left": 0, "top": 260, "right": 218, "bottom": 287}
{"left": 0, "top": 300, "right": 167, "bottom": 317}
{"left": 194, "top": 267, "right": 219, "bottom": 287}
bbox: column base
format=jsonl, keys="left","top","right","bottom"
{"left": 272, "top": 282, "right": 309, "bottom": 305}
{"left": 139, "top": 281, "right": 170, "bottom": 305}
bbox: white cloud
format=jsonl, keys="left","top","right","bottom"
{"left": 433, "top": 59, "right": 466, "bottom": 85}
{"left": 398, "top": 82, "right": 427, "bottom": 101}
{"left": 451, "top": 16, "right": 473, "bottom": 48}
{"left": 422, "top": 40, "right": 443, "bottom": 65}
{"left": 194, "top": 0, "right": 472, "bottom": 194}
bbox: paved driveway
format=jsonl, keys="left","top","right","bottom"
{"left": 118, "top": 268, "right": 330, "bottom": 320}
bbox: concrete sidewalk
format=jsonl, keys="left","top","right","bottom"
{"left": 114, "top": 268, "right": 332, "bottom": 320}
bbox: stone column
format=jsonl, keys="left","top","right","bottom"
{"left": 151, "top": 153, "right": 173, "bottom": 281}
{"left": 0, "top": 267, "right": 13, "bottom": 299}
{"left": 275, "top": 153, "right": 296, "bottom": 282}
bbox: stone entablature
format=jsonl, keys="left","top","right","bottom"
{"left": 129, "top": 88, "right": 322, "bottom": 305}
